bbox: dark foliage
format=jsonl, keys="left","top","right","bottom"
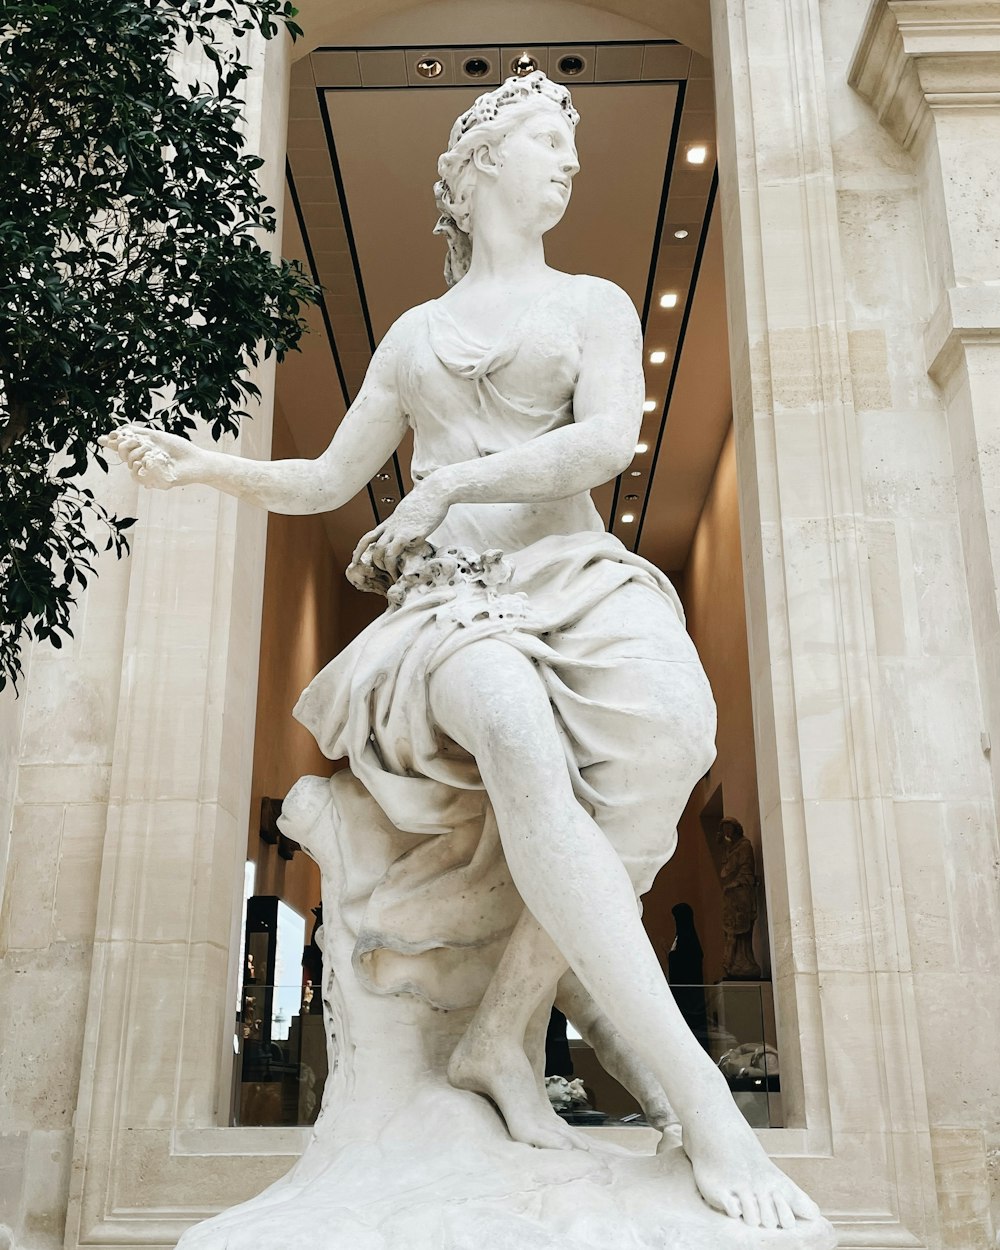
{"left": 0, "top": 0, "right": 318, "bottom": 690}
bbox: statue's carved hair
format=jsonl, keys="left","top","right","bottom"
{"left": 433, "top": 71, "right": 579, "bottom": 287}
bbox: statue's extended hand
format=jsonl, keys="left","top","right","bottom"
{"left": 99, "top": 426, "right": 205, "bottom": 490}
{"left": 351, "top": 479, "right": 451, "bottom": 580}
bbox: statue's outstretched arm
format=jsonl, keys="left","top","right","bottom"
{"left": 101, "top": 313, "right": 411, "bottom": 515}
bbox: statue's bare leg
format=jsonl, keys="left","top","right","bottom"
{"left": 555, "top": 969, "right": 679, "bottom": 1130}
{"left": 430, "top": 640, "right": 820, "bottom": 1229}
{"left": 450, "top": 907, "right": 678, "bottom": 1137}
{"left": 524, "top": 996, "right": 551, "bottom": 1091}
{"left": 447, "top": 907, "right": 577, "bottom": 1149}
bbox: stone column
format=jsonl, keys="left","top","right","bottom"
{"left": 0, "top": 28, "right": 293, "bottom": 1250}
{"left": 850, "top": 5, "right": 1000, "bottom": 1245}
{"left": 712, "top": 0, "right": 947, "bottom": 1242}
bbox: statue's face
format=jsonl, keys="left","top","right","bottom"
{"left": 486, "top": 109, "right": 579, "bottom": 234}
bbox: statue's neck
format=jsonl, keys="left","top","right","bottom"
{"left": 464, "top": 217, "right": 547, "bottom": 285}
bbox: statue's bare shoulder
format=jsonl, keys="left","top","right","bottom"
{"left": 581, "top": 274, "right": 639, "bottom": 311}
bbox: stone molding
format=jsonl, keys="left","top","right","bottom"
{"left": 925, "top": 283, "right": 1000, "bottom": 382}
{"left": 713, "top": 0, "right": 939, "bottom": 1242}
{"left": 849, "top": 0, "right": 1000, "bottom": 148}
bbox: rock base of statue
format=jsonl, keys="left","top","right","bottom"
{"left": 177, "top": 1086, "right": 835, "bottom": 1250}
{"left": 175, "top": 773, "right": 835, "bottom": 1250}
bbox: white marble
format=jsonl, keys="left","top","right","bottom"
{"left": 170, "top": 772, "right": 834, "bottom": 1250}
{"left": 107, "top": 73, "right": 832, "bottom": 1247}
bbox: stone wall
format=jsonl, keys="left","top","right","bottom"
{"left": 644, "top": 425, "right": 760, "bottom": 986}
{"left": 848, "top": 3, "right": 1000, "bottom": 1243}
{"left": 247, "top": 402, "right": 338, "bottom": 916}
{"left": 0, "top": 465, "right": 136, "bottom": 1250}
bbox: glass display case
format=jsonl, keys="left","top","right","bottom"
{"left": 232, "top": 974, "right": 780, "bottom": 1129}
{"left": 235, "top": 895, "right": 313, "bottom": 1127}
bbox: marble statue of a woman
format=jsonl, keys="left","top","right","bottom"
{"left": 104, "top": 73, "right": 834, "bottom": 1250}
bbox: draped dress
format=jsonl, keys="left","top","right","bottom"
{"left": 293, "top": 274, "right": 717, "bottom": 1008}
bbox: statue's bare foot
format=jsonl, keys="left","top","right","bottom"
{"left": 448, "top": 1028, "right": 588, "bottom": 1152}
{"left": 684, "top": 1122, "right": 821, "bottom": 1229}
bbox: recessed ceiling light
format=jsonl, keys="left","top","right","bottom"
{"left": 659, "top": 292, "right": 678, "bottom": 309}
{"left": 376, "top": 472, "right": 391, "bottom": 481}
{"left": 381, "top": 496, "right": 396, "bottom": 504}
{"left": 686, "top": 144, "right": 709, "bottom": 165}
{"left": 635, "top": 442, "right": 649, "bottom": 454}
{"left": 625, "top": 493, "right": 639, "bottom": 501}
{"left": 511, "top": 52, "right": 538, "bottom": 76}
{"left": 643, "top": 398, "right": 656, "bottom": 413}
{"left": 630, "top": 470, "right": 642, "bottom": 477}
{"left": 621, "top": 512, "right": 635, "bottom": 523}
{"left": 463, "top": 56, "right": 491, "bottom": 77}
{"left": 416, "top": 57, "right": 444, "bottom": 79}
{"left": 649, "top": 350, "right": 666, "bottom": 365}
{"left": 673, "top": 228, "right": 690, "bottom": 240}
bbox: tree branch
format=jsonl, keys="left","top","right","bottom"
{"left": 0, "top": 349, "right": 31, "bottom": 456}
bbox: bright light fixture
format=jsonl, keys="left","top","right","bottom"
{"left": 635, "top": 442, "right": 649, "bottom": 454}
{"left": 673, "top": 228, "right": 689, "bottom": 240}
{"left": 659, "top": 292, "right": 678, "bottom": 309}
{"left": 686, "top": 144, "right": 709, "bottom": 165}
{"left": 630, "top": 470, "right": 642, "bottom": 477}
{"left": 621, "top": 513, "right": 635, "bottom": 523}
{"left": 649, "top": 350, "right": 667, "bottom": 365}
{"left": 643, "top": 399, "right": 656, "bottom": 413}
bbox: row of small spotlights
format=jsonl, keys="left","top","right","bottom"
{"left": 623, "top": 272, "right": 692, "bottom": 523}
{"left": 622, "top": 438, "right": 650, "bottom": 522}
{"left": 415, "top": 51, "right": 587, "bottom": 80}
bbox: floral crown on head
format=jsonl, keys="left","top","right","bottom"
{"left": 446, "top": 70, "right": 579, "bottom": 149}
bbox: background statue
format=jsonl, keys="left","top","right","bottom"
{"left": 719, "top": 818, "right": 763, "bottom": 980}
{"left": 104, "top": 72, "right": 832, "bottom": 1250}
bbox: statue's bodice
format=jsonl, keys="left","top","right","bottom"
{"left": 395, "top": 274, "right": 607, "bottom": 555}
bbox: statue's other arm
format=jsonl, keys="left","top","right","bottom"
{"left": 102, "top": 313, "right": 412, "bottom": 515}
{"left": 431, "top": 278, "right": 644, "bottom": 506}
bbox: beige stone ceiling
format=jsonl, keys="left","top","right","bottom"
{"left": 295, "top": 0, "right": 714, "bottom": 60}
{"left": 275, "top": 27, "right": 732, "bottom": 576}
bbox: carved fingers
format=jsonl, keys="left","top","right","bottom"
{"left": 350, "top": 486, "right": 449, "bottom": 582}
{"left": 100, "top": 426, "right": 181, "bottom": 489}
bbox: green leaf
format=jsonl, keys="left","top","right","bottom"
{"left": 0, "top": 0, "right": 318, "bottom": 695}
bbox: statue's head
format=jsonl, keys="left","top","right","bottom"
{"left": 434, "top": 71, "right": 580, "bottom": 286}
{"left": 719, "top": 817, "right": 744, "bottom": 843}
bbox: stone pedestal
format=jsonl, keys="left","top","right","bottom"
{"left": 173, "top": 772, "right": 836, "bottom": 1250}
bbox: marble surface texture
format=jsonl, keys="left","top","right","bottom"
{"left": 171, "top": 772, "right": 834, "bottom": 1250}
{"left": 107, "top": 72, "right": 834, "bottom": 1250}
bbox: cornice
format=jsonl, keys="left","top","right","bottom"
{"left": 925, "top": 284, "right": 1000, "bottom": 382}
{"left": 849, "top": 0, "right": 1000, "bottom": 148}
